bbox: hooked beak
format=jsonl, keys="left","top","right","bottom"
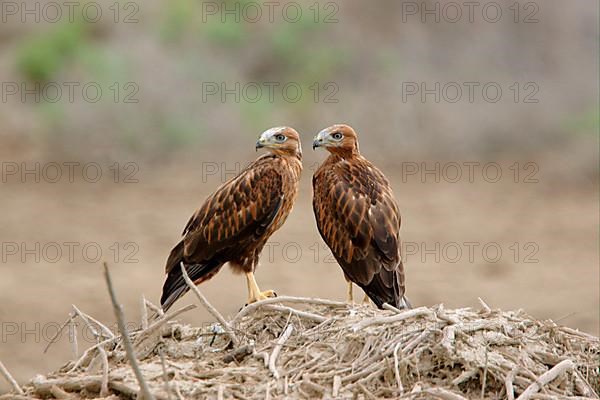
{"left": 312, "top": 128, "right": 329, "bottom": 150}
{"left": 256, "top": 137, "right": 268, "bottom": 151}
{"left": 312, "top": 138, "right": 321, "bottom": 150}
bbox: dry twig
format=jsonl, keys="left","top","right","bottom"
{"left": 516, "top": 360, "right": 575, "bottom": 400}
{"left": 0, "top": 361, "right": 24, "bottom": 395}
{"left": 179, "top": 262, "right": 238, "bottom": 346}
{"left": 103, "top": 262, "right": 155, "bottom": 400}
{"left": 269, "top": 324, "right": 294, "bottom": 379}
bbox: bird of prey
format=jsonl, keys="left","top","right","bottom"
{"left": 160, "top": 127, "right": 303, "bottom": 311}
{"left": 312, "top": 124, "right": 410, "bottom": 309}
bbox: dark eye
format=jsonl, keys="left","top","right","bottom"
{"left": 275, "top": 134, "right": 286, "bottom": 142}
{"left": 332, "top": 132, "right": 343, "bottom": 140}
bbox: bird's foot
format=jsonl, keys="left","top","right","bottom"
{"left": 246, "top": 289, "right": 277, "bottom": 305}
{"left": 259, "top": 289, "right": 277, "bottom": 299}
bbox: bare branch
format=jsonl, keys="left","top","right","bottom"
{"left": 179, "top": 262, "right": 238, "bottom": 346}
{"left": 516, "top": 360, "right": 574, "bottom": 400}
{"left": 0, "top": 361, "right": 24, "bottom": 395}
{"left": 233, "top": 295, "right": 347, "bottom": 323}
{"left": 269, "top": 324, "right": 294, "bottom": 379}
{"left": 352, "top": 307, "right": 434, "bottom": 331}
{"left": 103, "top": 262, "right": 155, "bottom": 400}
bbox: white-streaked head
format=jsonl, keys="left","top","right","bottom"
{"left": 255, "top": 126, "right": 302, "bottom": 158}
{"left": 312, "top": 124, "right": 359, "bottom": 155}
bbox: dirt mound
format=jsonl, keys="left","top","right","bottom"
{"left": 4, "top": 294, "right": 599, "bottom": 400}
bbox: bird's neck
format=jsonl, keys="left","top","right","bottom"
{"left": 327, "top": 148, "right": 360, "bottom": 160}
{"left": 270, "top": 152, "right": 303, "bottom": 179}
{"left": 287, "top": 154, "right": 303, "bottom": 179}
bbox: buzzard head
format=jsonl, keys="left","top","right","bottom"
{"left": 313, "top": 124, "right": 359, "bottom": 155}
{"left": 256, "top": 127, "right": 302, "bottom": 158}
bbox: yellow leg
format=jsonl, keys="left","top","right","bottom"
{"left": 346, "top": 281, "right": 353, "bottom": 303}
{"left": 362, "top": 293, "right": 372, "bottom": 305}
{"left": 245, "top": 271, "right": 276, "bottom": 304}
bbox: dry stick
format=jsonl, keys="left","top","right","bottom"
{"left": 68, "top": 318, "right": 79, "bottom": 359}
{"left": 284, "top": 354, "right": 323, "bottom": 378}
{"left": 481, "top": 343, "right": 489, "bottom": 399}
{"left": 530, "top": 395, "right": 598, "bottom": 400}
{"left": 158, "top": 346, "right": 172, "bottom": 400}
{"left": 0, "top": 361, "right": 24, "bottom": 395}
{"left": 173, "top": 382, "right": 184, "bottom": 400}
{"left": 424, "top": 387, "right": 469, "bottom": 400}
{"left": 402, "top": 329, "right": 432, "bottom": 355}
{"left": 393, "top": 342, "right": 404, "bottom": 394}
{"left": 516, "top": 359, "right": 575, "bottom": 400}
{"left": 103, "top": 262, "right": 155, "bottom": 400}
{"left": 141, "top": 295, "right": 149, "bottom": 330}
{"left": 232, "top": 296, "right": 347, "bottom": 323}
{"left": 342, "top": 362, "right": 382, "bottom": 384}
{"left": 506, "top": 365, "right": 519, "bottom": 400}
{"left": 68, "top": 337, "right": 117, "bottom": 373}
{"left": 478, "top": 297, "right": 492, "bottom": 313}
{"left": 573, "top": 369, "right": 597, "bottom": 398}
{"left": 145, "top": 298, "right": 164, "bottom": 316}
{"left": 269, "top": 324, "right": 294, "bottom": 379}
{"left": 49, "top": 385, "right": 72, "bottom": 399}
{"left": 383, "top": 303, "right": 403, "bottom": 314}
{"left": 44, "top": 314, "right": 74, "bottom": 354}
{"left": 98, "top": 346, "right": 109, "bottom": 397}
{"left": 85, "top": 352, "right": 102, "bottom": 374}
{"left": 301, "top": 376, "right": 326, "bottom": 394}
{"left": 357, "top": 382, "right": 377, "bottom": 400}
{"left": 437, "top": 304, "right": 461, "bottom": 324}
{"left": 179, "top": 262, "right": 238, "bottom": 346}
{"left": 73, "top": 307, "right": 115, "bottom": 340}
{"left": 561, "top": 326, "right": 600, "bottom": 342}
{"left": 453, "top": 370, "right": 478, "bottom": 386}
{"left": 134, "top": 304, "right": 196, "bottom": 346}
{"left": 71, "top": 305, "right": 100, "bottom": 340}
{"left": 264, "top": 304, "right": 327, "bottom": 323}
{"left": 352, "top": 307, "right": 433, "bottom": 331}
{"left": 332, "top": 375, "right": 342, "bottom": 397}
{"left": 32, "top": 375, "right": 167, "bottom": 400}
{"left": 441, "top": 325, "right": 457, "bottom": 353}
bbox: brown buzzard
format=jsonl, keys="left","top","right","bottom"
{"left": 161, "top": 127, "right": 303, "bottom": 311}
{"left": 312, "top": 124, "right": 410, "bottom": 309}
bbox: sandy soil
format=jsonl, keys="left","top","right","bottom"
{"left": 0, "top": 157, "right": 598, "bottom": 392}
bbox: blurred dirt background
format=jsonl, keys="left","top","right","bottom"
{"left": 0, "top": 0, "right": 598, "bottom": 392}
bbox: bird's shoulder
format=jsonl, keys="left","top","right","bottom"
{"left": 314, "top": 155, "right": 392, "bottom": 201}
{"left": 182, "top": 154, "right": 286, "bottom": 237}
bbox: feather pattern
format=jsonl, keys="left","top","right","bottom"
{"left": 312, "top": 124, "right": 409, "bottom": 309}
{"left": 161, "top": 128, "right": 302, "bottom": 311}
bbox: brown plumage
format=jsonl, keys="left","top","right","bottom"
{"left": 312, "top": 124, "right": 410, "bottom": 309}
{"left": 161, "top": 127, "right": 302, "bottom": 311}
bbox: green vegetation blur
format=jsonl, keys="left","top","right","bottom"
{"left": 2, "top": 0, "right": 598, "bottom": 162}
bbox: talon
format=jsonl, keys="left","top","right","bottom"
{"left": 261, "top": 290, "right": 277, "bottom": 298}
{"left": 244, "top": 272, "right": 277, "bottom": 304}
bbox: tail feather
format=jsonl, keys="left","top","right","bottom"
{"left": 160, "top": 242, "right": 223, "bottom": 311}
{"left": 361, "top": 266, "right": 411, "bottom": 310}
{"left": 161, "top": 260, "right": 223, "bottom": 311}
